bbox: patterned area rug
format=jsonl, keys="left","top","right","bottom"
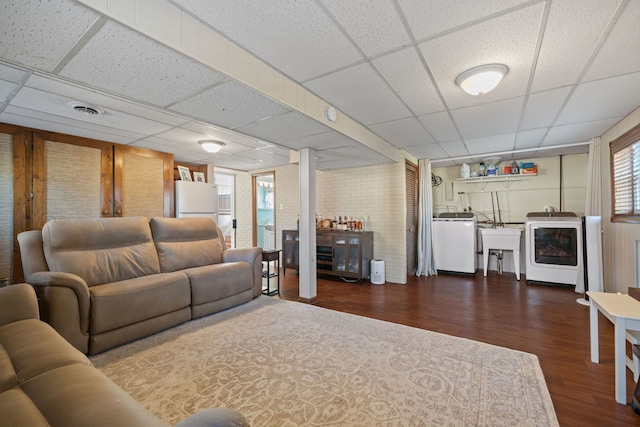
{"left": 91, "top": 297, "right": 558, "bottom": 426}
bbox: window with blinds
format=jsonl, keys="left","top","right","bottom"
{"left": 610, "top": 123, "right": 640, "bottom": 222}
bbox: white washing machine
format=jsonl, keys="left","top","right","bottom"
{"left": 525, "top": 212, "right": 582, "bottom": 286}
{"left": 432, "top": 213, "right": 477, "bottom": 274}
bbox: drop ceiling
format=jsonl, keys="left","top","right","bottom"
{"left": 1, "top": 0, "right": 639, "bottom": 171}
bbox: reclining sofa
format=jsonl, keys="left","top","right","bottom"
{"left": 0, "top": 283, "right": 247, "bottom": 427}
{"left": 18, "top": 216, "right": 262, "bottom": 355}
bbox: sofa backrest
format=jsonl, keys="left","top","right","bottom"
{"left": 149, "top": 217, "right": 224, "bottom": 273}
{"left": 41, "top": 217, "right": 161, "bottom": 286}
{"left": 17, "top": 230, "right": 49, "bottom": 278}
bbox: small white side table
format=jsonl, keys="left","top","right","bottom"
{"left": 587, "top": 291, "right": 640, "bottom": 404}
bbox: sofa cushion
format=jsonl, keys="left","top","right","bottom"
{"left": 0, "top": 388, "right": 49, "bottom": 427}
{"left": 0, "top": 345, "right": 16, "bottom": 393}
{"left": 42, "top": 217, "right": 161, "bottom": 287}
{"left": 21, "top": 364, "right": 168, "bottom": 427}
{"left": 90, "top": 272, "right": 191, "bottom": 334}
{"left": 185, "top": 262, "right": 253, "bottom": 306}
{"left": 150, "top": 217, "right": 224, "bottom": 273}
{"left": 0, "top": 319, "right": 91, "bottom": 384}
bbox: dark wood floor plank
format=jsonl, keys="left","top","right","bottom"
{"left": 276, "top": 270, "right": 640, "bottom": 426}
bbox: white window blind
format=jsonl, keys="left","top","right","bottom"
{"left": 611, "top": 124, "right": 640, "bottom": 222}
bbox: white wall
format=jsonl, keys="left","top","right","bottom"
{"left": 599, "top": 106, "right": 640, "bottom": 293}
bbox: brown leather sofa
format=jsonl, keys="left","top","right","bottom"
{"left": 18, "top": 216, "right": 262, "bottom": 355}
{"left": 0, "top": 283, "right": 247, "bottom": 427}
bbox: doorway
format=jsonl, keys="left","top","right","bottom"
{"left": 253, "top": 172, "right": 275, "bottom": 249}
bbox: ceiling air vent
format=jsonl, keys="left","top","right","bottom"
{"left": 68, "top": 102, "right": 104, "bottom": 115}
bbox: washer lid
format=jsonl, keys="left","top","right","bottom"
{"left": 438, "top": 212, "right": 475, "bottom": 219}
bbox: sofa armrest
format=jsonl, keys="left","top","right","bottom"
{"left": 223, "top": 247, "right": 263, "bottom": 298}
{"left": 222, "top": 247, "right": 261, "bottom": 264}
{"left": 0, "top": 283, "right": 39, "bottom": 326}
{"left": 174, "top": 408, "right": 248, "bottom": 427}
{"left": 26, "top": 271, "right": 91, "bottom": 353}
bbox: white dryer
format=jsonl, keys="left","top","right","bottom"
{"left": 525, "top": 212, "right": 582, "bottom": 286}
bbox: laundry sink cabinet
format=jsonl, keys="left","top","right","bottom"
{"left": 480, "top": 228, "right": 522, "bottom": 280}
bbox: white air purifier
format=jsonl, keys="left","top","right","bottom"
{"left": 371, "top": 260, "right": 385, "bottom": 285}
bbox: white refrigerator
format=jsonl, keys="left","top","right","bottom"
{"left": 175, "top": 181, "right": 218, "bottom": 221}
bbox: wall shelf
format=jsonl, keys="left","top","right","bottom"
{"left": 457, "top": 174, "right": 535, "bottom": 190}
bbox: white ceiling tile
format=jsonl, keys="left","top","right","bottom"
{"left": 533, "top": 144, "right": 589, "bottom": 158}
{"left": 420, "top": 3, "right": 543, "bottom": 110}
{"left": 531, "top": 0, "right": 624, "bottom": 92}
{"left": 179, "top": 121, "right": 267, "bottom": 149}
{"left": 172, "top": 0, "right": 363, "bottom": 82}
{"left": 0, "top": 108, "right": 148, "bottom": 145}
{"left": 233, "top": 111, "right": 331, "bottom": 144}
{"left": 306, "top": 62, "right": 411, "bottom": 125}
{"left": 59, "top": 21, "right": 224, "bottom": 107}
{"left": 521, "top": 87, "right": 572, "bottom": 130}
{"left": 451, "top": 98, "right": 523, "bottom": 139}
{"left": 322, "top": 0, "right": 411, "bottom": 57}
{"left": 399, "top": 0, "right": 532, "bottom": 40}
{"left": 373, "top": 47, "right": 445, "bottom": 116}
{"left": 0, "top": 0, "right": 99, "bottom": 72}
{"left": 515, "top": 128, "right": 549, "bottom": 149}
{"left": 464, "top": 133, "right": 516, "bottom": 155}
{"left": 544, "top": 118, "right": 621, "bottom": 145}
{"left": 417, "top": 111, "right": 459, "bottom": 143}
{"left": 286, "top": 131, "right": 358, "bottom": 151}
{"left": 439, "top": 140, "right": 468, "bottom": 157}
{"left": 234, "top": 148, "right": 288, "bottom": 164}
{"left": 24, "top": 74, "right": 190, "bottom": 127}
{"left": 0, "top": 79, "right": 17, "bottom": 104}
{"left": 369, "top": 117, "right": 435, "bottom": 148}
{"left": 170, "top": 80, "right": 290, "bottom": 129}
{"left": 556, "top": 72, "right": 640, "bottom": 125}
{"left": 404, "top": 143, "right": 448, "bottom": 160}
{"left": 0, "top": 62, "right": 29, "bottom": 83}
{"left": 10, "top": 86, "right": 174, "bottom": 135}
{"left": 584, "top": 0, "right": 640, "bottom": 82}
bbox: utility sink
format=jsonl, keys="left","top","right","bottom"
{"left": 480, "top": 228, "right": 522, "bottom": 280}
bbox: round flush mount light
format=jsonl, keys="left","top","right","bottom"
{"left": 455, "top": 64, "right": 508, "bottom": 96}
{"left": 199, "top": 140, "right": 225, "bottom": 153}
{"left": 68, "top": 101, "right": 104, "bottom": 115}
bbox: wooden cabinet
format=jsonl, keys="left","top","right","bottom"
{"left": 282, "top": 229, "right": 373, "bottom": 283}
{"left": 282, "top": 229, "right": 299, "bottom": 273}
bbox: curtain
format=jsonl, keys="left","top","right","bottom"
{"left": 576, "top": 137, "right": 603, "bottom": 295}
{"left": 416, "top": 159, "right": 437, "bottom": 276}
{"left": 585, "top": 137, "right": 602, "bottom": 216}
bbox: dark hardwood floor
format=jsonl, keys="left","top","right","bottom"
{"left": 276, "top": 270, "right": 640, "bottom": 427}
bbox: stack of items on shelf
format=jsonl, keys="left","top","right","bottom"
{"left": 520, "top": 162, "right": 537, "bottom": 174}
{"left": 315, "top": 215, "right": 365, "bottom": 231}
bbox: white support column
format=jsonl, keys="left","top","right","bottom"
{"left": 298, "top": 148, "right": 317, "bottom": 304}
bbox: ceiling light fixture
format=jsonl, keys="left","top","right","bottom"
{"left": 199, "top": 140, "right": 225, "bottom": 153}
{"left": 455, "top": 64, "right": 508, "bottom": 96}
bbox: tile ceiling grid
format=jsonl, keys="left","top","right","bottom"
{"left": 532, "top": 0, "right": 632, "bottom": 148}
